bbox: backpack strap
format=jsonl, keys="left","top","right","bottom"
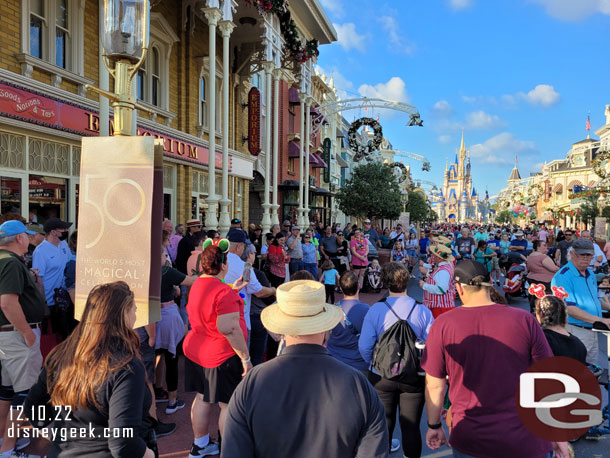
{"left": 382, "top": 299, "right": 417, "bottom": 323}
{"left": 338, "top": 301, "right": 360, "bottom": 337}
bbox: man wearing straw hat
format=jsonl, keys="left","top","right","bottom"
{"left": 222, "top": 280, "right": 389, "bottom": 458}
{"left": 419, "top": 244, "right": 456, "bottom": 319}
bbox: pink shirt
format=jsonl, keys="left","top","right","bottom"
{"left": 350, "top": 237, "right": 368, "bottom": 267}
{"left": 537, "top": 230, "right": 548, "bottom": 242}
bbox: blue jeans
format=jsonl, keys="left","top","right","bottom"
{"left": 304, "top": 263, "right": 318, "bottom": 279}
{"left": 289, "top": 259, "right": 304, "bottom": 275}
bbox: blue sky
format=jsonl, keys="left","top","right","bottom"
{"left": 315, "top": 0, "right": 610, "bottom": 196}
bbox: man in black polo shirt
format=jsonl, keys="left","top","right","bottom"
{"left": 0, "top": 221, "right": 46, "bottom": 456}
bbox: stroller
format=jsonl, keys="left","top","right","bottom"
{"left": 362, "top": 262, "right": 382, "bottom": 293}
{"left": 502, "top": 264, "right": 527, "bottom": 303}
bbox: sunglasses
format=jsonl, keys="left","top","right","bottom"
{"left": 304, "top": 236, "right": 310, "bottom": 239}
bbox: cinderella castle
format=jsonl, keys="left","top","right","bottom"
{"left": 429, "top": 133, "right": 488, "bottom": 222}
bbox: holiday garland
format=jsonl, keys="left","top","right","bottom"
{"left": 348, "top": 117, "right": 383, "bottom": 162}
{"left": 389, "top": 162, "right": 408, "bottom": 183}
{"left": 592, "top": 150, "right": 610, "bottom": 179}
{"left": 527, "top": 183, "right": 543, "bottom": 198}
{"left": 511, "top": 191, "right": 523, "bottom": 204}
{"left": 245, "top": 0, "right": 320, "bottom": 63}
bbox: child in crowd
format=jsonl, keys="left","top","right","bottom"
{"left": 367, "top": 259, "right": 382, "bottom": 292}
{"left": 320, "top": 259, "right": 340, "bottom": 304}
{"left": 598, "top": 275, "right": 610, "bottom": 309}
{"left": 391, "top": 240, "right": 407, "bottom": 264}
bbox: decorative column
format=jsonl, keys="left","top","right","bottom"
{"left": 98, "top": 1, "right": 109, "bottom": 136}
{"left": 271, "top": 69, "right": 281, "bottom": 225}
{"left": 260, "top": 62, "right": 275, "bottom": 233}
{"left": 204, "top": 7, "right": 222, "bottom": 230}
{"left": 304, "top": 97, "right": 312, "bottom": 222}
{"left": 218, "top": 20, "right": 235, "bottom": 235}
{"left": 297, "top": 92, "right": 306, "bottom": 227}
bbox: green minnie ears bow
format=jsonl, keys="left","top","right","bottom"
{"left": 203, "top": 238, "right": 230, "bottom": 253}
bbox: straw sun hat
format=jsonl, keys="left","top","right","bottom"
{"left": 261, "top": 280, "right": 344, "bottom": 336}
{"left": 430, "top": 244, "right": 455, "bottom": 262}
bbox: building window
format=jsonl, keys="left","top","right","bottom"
{"left": 55, "top": 0, "right": 68, "bottom": 68}
{"left": 137, "top": 60, "right": 146, "bottom": 101}
{"left": 199, "top": 77, "right": 207, "bottom": 126}
{"left": 132, "top": 14, "right": 179, "bottom": 111}
{"left": 198, "top": 58, "right": 222, "bottom": 132}
{"left": 288, "top": 157, "right": 295, "bottom": 173}
{"left": 26, "top": 0, "right": 73, "bottom": 69}
{"left": 30, "top": 0, "right": 44, "bottom": 59}
{"left": 151, "top": 48, "right": 160, "bottom": 106}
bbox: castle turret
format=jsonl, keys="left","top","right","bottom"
{"left": 509, "top": 156, "right": 521, "bottom": 181}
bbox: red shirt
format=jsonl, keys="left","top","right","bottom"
{"left": 421, "top": 304, "right": 553, "bottom": 458}
{"left": 184, "top": 277, "right": 247, "bottom": 368}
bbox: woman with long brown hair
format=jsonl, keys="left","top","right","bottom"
{"left": 24, "top": 282, "right": 156, "bottom": 457}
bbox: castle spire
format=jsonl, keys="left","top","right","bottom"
{"left": 460, "top": 128, "right": 466, "bottom": 155}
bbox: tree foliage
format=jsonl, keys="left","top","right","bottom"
{"left": 579, "top": 195, "right": 600, "bottom": 226}
{"left": 406, "top": 191, "right": 429, "bottom": 223}
{"left": 335, "top": 162, "right": 402, "bottom": 220}
{"left": 496, "top": 210, "right": 513, "bottom": 224}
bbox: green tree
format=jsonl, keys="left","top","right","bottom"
{"left": 601, "top": 206, "right": 610, "bottom": 219}
{"left": 335, "top": 162, "right": 402, "bottom": 220}
{"left": 496, "top": 210, "right": 513, "bottom": 224}
{"left": 579, "top": 194, "right": 599, "bottom": 226}
{"left": 405, "top": 191, "right": 429, "bottom": 223}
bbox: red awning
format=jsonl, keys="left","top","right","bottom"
{"left": 289, "top": 87, "right": 300, "bottom": 104}
{"left": 288, "top": 141, "right": 301, "bottom": 158}
{"left": 310, "top": 152, "right": 327, "bottom": 168}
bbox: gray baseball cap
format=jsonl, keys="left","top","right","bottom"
{"left": 572, "top": 238, "right": 595, "bottom": 255}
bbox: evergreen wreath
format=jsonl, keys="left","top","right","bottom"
{"left": 348, "top": 117, "right": 383, "bottom": 162}
{"left": 593, "top": 150, "right": 610, "bottom": 179}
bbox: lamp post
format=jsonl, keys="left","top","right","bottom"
{"left": 88, "top": 0, "right": 150, "bottom": 135}
{"left": 401, "top": 190, "right": 408, "bottom": 213}
{"left": 77, "top": 0, "right": 162, "bottom": 328}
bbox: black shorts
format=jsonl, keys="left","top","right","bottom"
{"left": 352, "top": 264, "right": 366, "bottom": 269}
{"left": 184, "top": 354, "right": 242, "bottom": 404}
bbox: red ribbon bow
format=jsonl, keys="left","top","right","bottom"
{"left": 528, "top": 283, "right": 546, "bottom": 299}
{"left": 551, "top": 286, "right": 569, "bottom": 300}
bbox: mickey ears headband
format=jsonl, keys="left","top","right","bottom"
{"left": 528, "top": 283, "right": 569, "bottom": 300}
{"left": 202, "top": 238, "right": 230, "bottom": 253}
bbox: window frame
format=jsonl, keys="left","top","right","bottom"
{"left": 22, "top": 0, "right": 82, "bottom": 74}
{"left": 198, "top": 57, "right": 223, "bottom": 133}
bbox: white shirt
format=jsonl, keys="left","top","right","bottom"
{"left": 422, "top": 261, "right": 451, "bottom": 295}
{"left": 590, "top": 242, "right": 607, "bottom": 266}
{"left": 225, "top": 252, "right": 262, "bottom": 329}
{"left": 33, "top": 240, "right": 71, "bottom": 306}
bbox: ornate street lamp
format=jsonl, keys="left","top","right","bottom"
{"left": 88, "top": 0, "right": 150, "bottom": 136}
{"left": 401, "top": 189, "right": 408, "bottom": 213}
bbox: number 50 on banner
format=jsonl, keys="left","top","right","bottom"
{"left": 76, "top": 136, "right": 163, "bottom": 327}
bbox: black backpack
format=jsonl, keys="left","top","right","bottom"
{"left": 372, "top": 300, "right": 421, "bottom": 384}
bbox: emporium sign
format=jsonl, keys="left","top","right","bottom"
{"left": 248, "top": 87, "right": 261, "bottom": 156}
{"left": 0, "top": 82, "right": 226, "bottom": 169}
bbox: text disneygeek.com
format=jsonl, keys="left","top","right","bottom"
{"left": 8, "top": 406, "right": 133, "bottom": 442}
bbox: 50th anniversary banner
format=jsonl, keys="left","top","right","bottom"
{"left": 75, "top": 136, "right": 163, "bottom": 327}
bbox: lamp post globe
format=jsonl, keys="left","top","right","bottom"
{"left": 87, "top": 0, "right": 150, "bottom": 136}
{"left": 102, "top": 0, "right": 149, "bottom": 64}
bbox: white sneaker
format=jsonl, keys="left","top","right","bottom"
{"left": 390, "top": 438, "right": 401, "bottom": 452}
{"left": 189, "top": 441, "right": 220, "bottom": 457}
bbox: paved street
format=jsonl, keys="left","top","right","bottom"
{"left": 150, "top": 276, "right": 609, "bottom": 458}
{"left": 20, "top": 276, "right": 608, "bottom": 458}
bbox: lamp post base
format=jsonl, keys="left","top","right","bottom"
{"left": 297, "top": 207, "right": 306, "bottom": 228}
{"left": 261, "top": 203, "right": 272, "bottom": 234}
{"left": 205, "top": 197, "right": 219, "bottom": 231}
{"left": 271, "top": 204, "right": 280, "bottom": 226}
{"left": 218, "top": 199, "right": 231, "bottom": 236}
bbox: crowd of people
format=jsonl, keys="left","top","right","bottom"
{"left": 0, "top": 213, "right": 609, "bottom": 458}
